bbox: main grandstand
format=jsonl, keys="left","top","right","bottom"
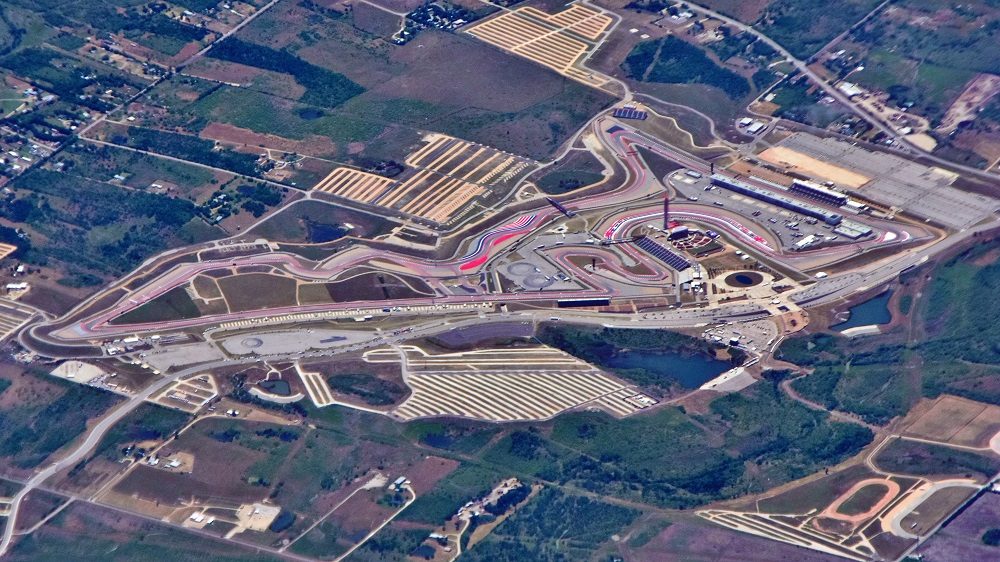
{"left": 711, "top": 174, "right": 843, "bottom": 225}
{"left": 790, "top": 179, "right": 849, "bottom": 207}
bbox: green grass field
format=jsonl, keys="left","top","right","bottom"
{"left": 837, "top": 483, "right": 891, "bottom": 516}
{"left": 110, "top": 285, "right": 201, "bottom": 325}
{"left": 874, "top": 438, "right": 1000, "bottom": 481}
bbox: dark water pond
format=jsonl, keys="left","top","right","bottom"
{"left": 307, "top": 221, "right": 350, "bottom": 243}
{"left": 606, "top": 350, "right": 730, "bottom": 389}
{"left": 833, "top": 290, "right": 893, "bottom": 330}
{"left": 296, "top": 107, "right": 325, "bottom": 120}
{"left": 259, "top": 379, "right": 291, "bottom": 396}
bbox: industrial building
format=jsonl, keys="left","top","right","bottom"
{"left": 834, "top": 219, "right": 873, "bottom": 239}
{"left": 710, "top": 174, "right": 843, "bottom": 226}
{"left": 790, "top": 179, "right": 849, "bottom": 207}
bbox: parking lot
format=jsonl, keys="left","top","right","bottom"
{"left": 775, "top": 134, "right": 998, "bottom": 230}
{"left": 668, "top": 172, "right": 862, "bottom": 251}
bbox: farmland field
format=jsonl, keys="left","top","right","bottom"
{"left": 145, "top": 1, "right": 615, "bottom": 161}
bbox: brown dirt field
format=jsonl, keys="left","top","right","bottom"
{"left": 100, "top": 486, "right": 179, "bottom": 519}
{"left": 113, "top": 461, "right": 265, "bottom": 506}
{"left": 0, "top": 363, "right": 64, "bottom": 410}
{"left": 403, "top": 456, "right": 460, "bottom": 495}
{"left": 200, "top": 122, "right": 338, "bottom": 158}
{"left": 323, "top": 487, "right": 400, "bottom": 544}
{"left": 822, "top": 479, "right": 900, "bottom": 524}
{"left": 758, "top": 146, "right": 871, "bottom": 188}
{"left": 726, "top": 160, "right": 795, "bottom": 186}
{"left": 353, "top": 1, "right": 405, "bottom": 37}
{"left": 694, "top": 0, "right": 773, "bottom": 23}
{"left": 217, "top": 273, "right": 299, "bottom": 312}
{"left": 937, "top": 74, "right": 1000, "bottom": 134}
{"left": 14, "top": 490, "right": 66, "bottom": 533}
{"left": 902, "top": 395, "right": 1000, "bottom": 447}
{"left": 189, "top": 59, "right": 262, "bottom": 88}
{"left": 366, "top": 0, "right": 422, "bottom": 10}
{"left": 168, "top": 41, "right": 206, "bottom": 67}
{"left": 900, "top": 486, "right": 977, "bottom": 536}
{"left": 340, "top": 30, "right": 578, "bottom": 111}
{"left": 308, "top": 474, "right": 369, "bottom": 518}
{"left": 952, "top": 129, "right": 1000, "bottom": 165}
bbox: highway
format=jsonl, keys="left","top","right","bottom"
{"left": 682, "top": 1, "right": 1000, "bottom": 182}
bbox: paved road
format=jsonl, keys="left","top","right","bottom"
{"left": 0, "top": 356, "right": 251, "bottom": 555}
{"left": 683, "top": 1, "right": 1000, "bottom": 182}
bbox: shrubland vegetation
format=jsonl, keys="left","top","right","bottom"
{"left": 4, "top": 168, "right": 206, "bottom": 280}
{"left": 326, "top": 373, "right": 407, "bottom": 406}
{"left": 782, "top": 239, "right": 1000, "bottom": 423}
{"left": 463, "top": 488, "right": 639, "bottom": 561}
{"left": 0, "top": 371, "right": 120, "bottom": 469}
{"left": 208, "top": 38, "right": 364, "bottom": 108}
{"left": 115, "top": 127, "right": 263, "bottom": 177}
{"left": 874, "top": 438, "right": 1000, "bottom": 480}
{"left": 622, "top": 36, "right": 750, "bottom": 99}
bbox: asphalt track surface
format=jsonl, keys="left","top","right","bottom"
{"left": 55, "top": 123, "right": 929, "bottom": 341}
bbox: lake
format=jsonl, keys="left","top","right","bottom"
{"left": 606, "top": 350, "right": 730, "bottom": 389}
{"left": 833, "top": 289, "right": 893, "bottom": 330}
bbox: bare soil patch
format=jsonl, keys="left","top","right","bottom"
{"left": 200, "top": 122, "right": 338, "bottom": 158}
{"left": 902, "top": 395, "right": 1000, "bottom": 448}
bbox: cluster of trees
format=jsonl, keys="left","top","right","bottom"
{"left": 120, "top": 127, "right": 262, "bottom": 177}
{"left": 464, "top": 489, "right": 639, "bottom": 561}
{"left": 326, "top": 373, "right": 407, "bottom": 406}
{"left": 208, "top": 38, "right": 364, "bottom": 108}
{"left": 6, "top": 168, "right": 200, "bottom": 276}
{"left": 622, "top": 36, "right": 750, "bottom": 99}
{"left": 0, "top": 379, "right": 120, "bottom": 469}
{"left": 781, "top": 242, "right": 1000, "bottom": 421}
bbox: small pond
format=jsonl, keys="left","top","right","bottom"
{"left": 833, "top": 290, "right": 893, "bottom": 330}
{"left": 606, "top": 350, "right": 730, "bottom": 389}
